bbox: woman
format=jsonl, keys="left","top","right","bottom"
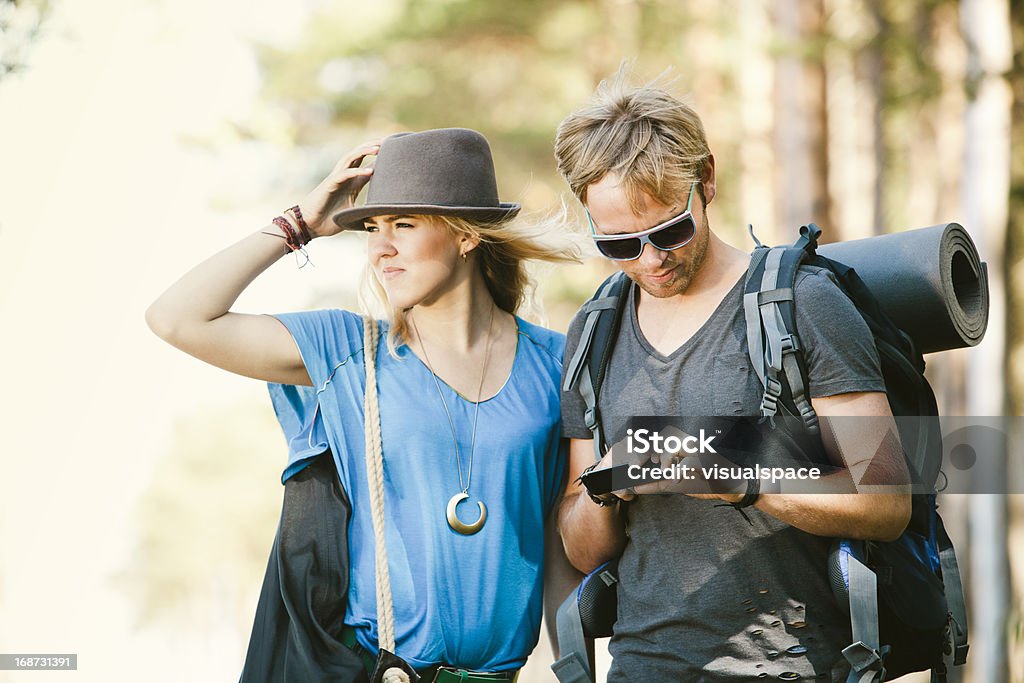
{"left": 146, "top": 128, "right": 580, "bottom": 681}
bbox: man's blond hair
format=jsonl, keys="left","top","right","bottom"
{"left": 554, "top": 66, "right": 712, "bottom": 213}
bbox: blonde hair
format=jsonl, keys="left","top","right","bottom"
{"left": 554, "top": 65, "right": 712, "bottom": 213}
{"left": 360, "top": 210, "right": 581, "bottom": 356}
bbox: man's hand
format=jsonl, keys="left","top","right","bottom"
{"left": 584, "top": 425, "right": 746, "bottom": 503}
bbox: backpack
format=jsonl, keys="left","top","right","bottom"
{"left": 550, "top": 560, "right": 619, "bottom": 683}
{"left": 553, "top": 224, "right": 970, "bottom": 683}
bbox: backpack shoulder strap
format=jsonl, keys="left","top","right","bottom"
{"left": 563, "top": 271, "right": 630, "bottom": 461}
{"left": 551, "top": 589, "right": 592, "bottom": 682}
{"left": 743, "top": 225, "right": 821, "bottom": 433}
{"left": 841, "top": 548, "right": 890, "bottom": 683}
{"left": 935, "top": 512, "right": 970, "bottom": 666}
{"left": 743, "top": 245, "right": 772, "bottom": 389}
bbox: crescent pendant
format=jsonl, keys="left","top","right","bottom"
{"left": 446, "top": 492, "right": 487, "bottom": 535}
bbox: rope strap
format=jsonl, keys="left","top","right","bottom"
{"left": 363, "top": 317, "right": 397, "bottom": 654}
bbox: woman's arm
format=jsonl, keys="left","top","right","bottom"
{"left": 146, "top": 227, "right": 316, "bottom": 385}
{"left": 145, "top": 142, "right": 378, "bottom": 386}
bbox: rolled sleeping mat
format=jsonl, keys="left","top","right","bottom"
{"left": 817, "top": 223, "right": 988, "bottom": 354}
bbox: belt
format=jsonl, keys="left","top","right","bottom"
{"left": 340, "top": 625, "right": 379, "bottom": 675}
{"left": 421, "top": 665, "right": 518, "bottom": 682}
{"left": 340, "top": 627, "right": 519, "bottom": 683}
{"left": 417, "top": 663, "right": 512, "bottom": 679}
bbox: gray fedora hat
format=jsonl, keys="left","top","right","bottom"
{"left": 332, "top": 128, "right": 521, "bottom": 230}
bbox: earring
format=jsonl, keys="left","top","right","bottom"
{"left": 461, "top": 251, "right": 469, "bottom": 261}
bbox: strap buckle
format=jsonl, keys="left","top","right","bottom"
{"left": 841, "top": 641, "right": 889, "bottom": 679}
{"left": 760, "top": 375, "right": 783, "bottom": 417}
{"left": 949, "top": 617, "right": 969, "bottom": 666}
{"left": 799, "top": 402, "right": 820, "bottom": 433}
{"left": 550, "top": 654, "right": 590, "bottom": 683}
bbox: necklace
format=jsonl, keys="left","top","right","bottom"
{"left": 411, "top": 305, "right": 495, "bottom": 535}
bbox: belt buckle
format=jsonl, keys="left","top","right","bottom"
{"left": 430, "top": 667, "right": 516, "bottom": 683}
{"left": 430, "top": 666, "right": 461, "bottom": 683}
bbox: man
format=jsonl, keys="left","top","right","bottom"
{"left": 554, "top": 71, "right": 911, "bottom": 681}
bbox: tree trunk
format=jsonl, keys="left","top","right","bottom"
{"left": 737, "top": 0, "right": 775, "bottom": 243}
{"left": 773, "top": 0, "right": 831, "bottom": 239}
{"left": 960, "top": 0, "right": 1013, "bottom": 681}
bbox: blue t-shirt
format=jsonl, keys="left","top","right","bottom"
{"left": 266, "top": 310, "right": 566, "bottom": 671}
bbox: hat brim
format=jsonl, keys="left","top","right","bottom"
{"left": 332, "top": 203, "right": 521, "bottom": 231}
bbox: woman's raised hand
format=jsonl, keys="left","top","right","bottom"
{"left": 147, "top": 139, "right": 383, "bottom": 388}
{"left": 297, "top": 141, "right": 380, "bottom": 238}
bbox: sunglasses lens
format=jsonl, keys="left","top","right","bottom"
{"left": 591, "top": 212, "right": 695, "bottom": 260}
{"left": 595, "top": 237, "right": 642, "bottom": 261}
{"left": 649, "top": 215, "right": 695, "bottom": 250}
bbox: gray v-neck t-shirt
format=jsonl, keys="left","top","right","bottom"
{"left": 562, "top": 267, "right": 885, "bottom": 682}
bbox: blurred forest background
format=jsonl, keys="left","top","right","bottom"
{"left": 1, "top": 0, "right": 1022, "bottom": 681}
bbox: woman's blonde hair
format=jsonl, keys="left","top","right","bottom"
{"left": 554, "top": 65, "right": 712, "bottom": 213}
{"left": 360, "top": 210, "right": 581, "bottom": 355}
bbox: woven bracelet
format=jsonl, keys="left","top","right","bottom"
{"left": 271, "top": 216, "right": 305, "bottom": 252}
{"left": 286, "top": 205, "right": 313, "bottom": 244}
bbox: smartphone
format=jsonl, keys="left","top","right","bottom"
{"left": 580, "top": 463, "right": 640, "bottom": 496}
